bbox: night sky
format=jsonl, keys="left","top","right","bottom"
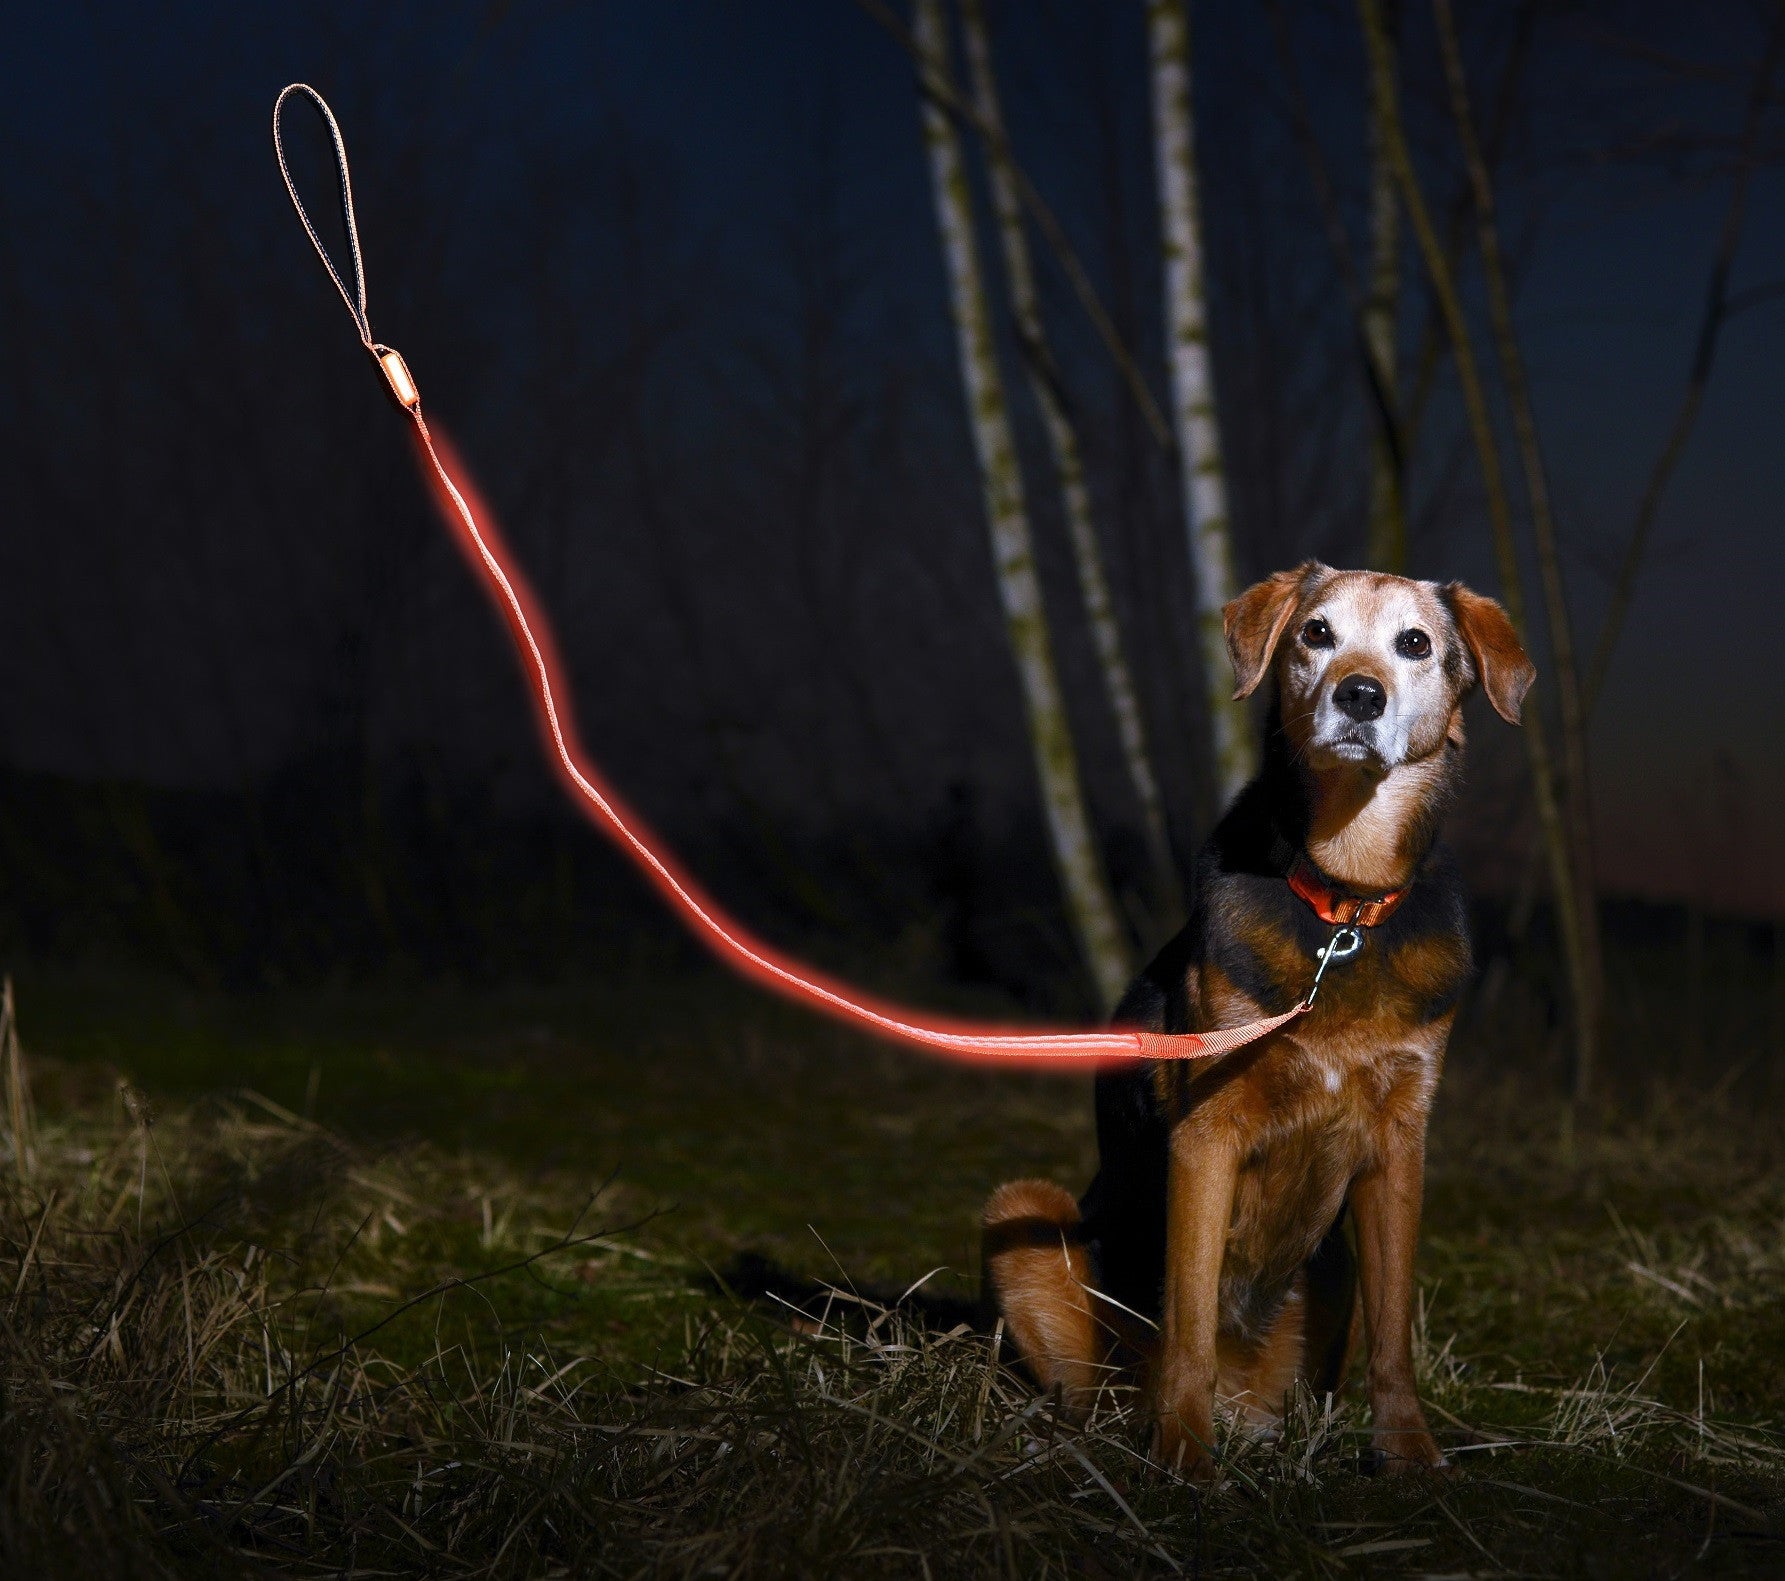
{"left": 4, "top": 0, "right": 1783, "bottom": 961}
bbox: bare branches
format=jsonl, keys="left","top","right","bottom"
{"left": 1434, "top": 0, "right": 1603, "bottom": 1098}
{"left": 1261, "top": 0, "right": 1406, "bottom": 569}
{"left": 853, "top": 0, "right": 1171, "bottom": 449}
{"left": 1584, "top": 4, "right": 1785, "bottom": 716}
{"left": 914, "top": 0, "right": 1133, "bottom": 1009}
{"left": 1359, "top": 0, "right": 1595, "bottom": 1091}
{"left": 960, "top": 0, "right": 1181, "bottom": 909}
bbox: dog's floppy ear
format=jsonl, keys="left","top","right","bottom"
{"left": 1444, "top": 582, "right": 1535, "bottom": 724}
{"left": 1224, "top": 562, "right": 1322, "bottom": 700}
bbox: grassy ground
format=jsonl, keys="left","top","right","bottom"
{"left": 2, "top": 963, "right": 1782, "bottom": 1576}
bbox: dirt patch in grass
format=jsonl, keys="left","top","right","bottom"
{"left": 3, "top": 972, "right": 1783, "bottom": 1575}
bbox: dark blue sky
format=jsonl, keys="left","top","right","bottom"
{"left": 5, "top": 1, "right": 1783, "bottom": 917}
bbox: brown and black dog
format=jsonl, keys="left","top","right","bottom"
{"left": 982, "top": 562, "right": 1533, "bottom": 1477}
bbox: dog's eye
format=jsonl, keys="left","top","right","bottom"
{"left": 1300, "top": 618, "right": 1333, "bottom": 649}
{"left": 1396, "top": 629, "right": 1432, "bottom": 660}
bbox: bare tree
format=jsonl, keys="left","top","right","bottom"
{"left": 1434, "top": 0, "right": 1604, "bottom": 1098}
{"left": 914, "top": 0, "right": 1132, "bottom": 1009}
{"left": 855, "top": 0, "right": 1171, "bottom": 451}
{"left": 959, "top": 0, "right": 1178, "bottom": 908}
{"left": 1146, "top": 0, "right": 1254, "bottom": 807}
{"left": 1359, "top": 0, "right": 1596, "bottom": 1091}
{"left": 1584, "top": 6, "right": 1785, "bottom": 714}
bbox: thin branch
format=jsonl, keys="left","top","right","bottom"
{"left": 1571, "top": 26, "right": 1752, "bottom": 90}
{"left": 913, "top": 0, "right": 1134, "bottom": 1008}
{"left": 1435, "top": 0, "right": 1604, "bottom": 1096}
{"left": 1359, "top": 0, "right": 1592, "bottom": 1085}
{"left": 1726, "top": 274, "right": 1785, "bottom": 316}
{"left": 1262, "top": 0, "right": 1408, "bottom": 504}
{"left": 960, "top": 0, "right": 1181, "bottom": 906}
{"left": 1583, "top": 3, "right": 1785, "bottom": 714}
{"left": 853, "top": 0, "right": 1172, "bottom": 448}
{"left": 1401, "top": 5, "right": 1535, "bottom": 464}
{"left": 1260, "top": 0, "right": 1368, "bottom": 318}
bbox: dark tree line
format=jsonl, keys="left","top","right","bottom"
{"left": 1, "top": 2, "right": 1779, "bottom": 1046}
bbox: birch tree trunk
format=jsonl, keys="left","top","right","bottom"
{"left": 1146, "top": 0, "right": 1254, "bottom": 809}
{"left": 959, "top": 0, "right": 1178, "bottom": 908}
{"left": 914, "top": 0, "right": 1133, "bottom": 1010}
{"left": 1363, "top": 0, "right": 1405, "bottom": 572}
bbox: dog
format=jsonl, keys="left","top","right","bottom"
{"left": 982, "top": 562, "right": 1532, "bottom": 1477}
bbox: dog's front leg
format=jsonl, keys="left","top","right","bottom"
{"left": 1152, "top": 1125, "right": 1238, "bottom": 1477}
{"left": 1351, "top": 1117, "right": 1445, "bottom": 1472}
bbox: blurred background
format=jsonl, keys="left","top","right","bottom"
{"left": 3, "top": 0, "right": 1783, "bottom": 1092}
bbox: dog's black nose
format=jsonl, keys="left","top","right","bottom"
{"left": 1333, "top": 673, "right": 1387, "bottom": 722}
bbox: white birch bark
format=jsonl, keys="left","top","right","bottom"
{"left": 1146, "top": 0, "right": 1254, "bottom": 807}
{"left": 959, "top": 0, "right": 1178, "bottom": 905}
{"left": 915, "top": 0, "right": 1132, "bottom": 1010}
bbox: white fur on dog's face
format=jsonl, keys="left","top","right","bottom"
{"left": 1276, "top": 571, "right": 1462, "bottom": 774}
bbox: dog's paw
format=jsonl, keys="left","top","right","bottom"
{"left": 1369, "top": 1427, "right": 1450, "bottom": 1476}
{"left": 1151, "top": 1418, "right": 1220, "bottom": 1484}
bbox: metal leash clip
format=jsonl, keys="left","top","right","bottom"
{"left": 1302, "top": 924, "right": 1364, "bottom": 1010}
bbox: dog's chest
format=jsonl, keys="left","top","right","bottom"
{"left": 1220, "top": 1026, "right": 1436, "bottom": 1302}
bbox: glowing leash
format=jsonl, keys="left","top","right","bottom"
{"left": 272, "top": 84, "right": 1321, "bottom": 1067}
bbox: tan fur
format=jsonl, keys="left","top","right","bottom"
{"left": 981, "top": 1180, "right": 1103, "bottom": 1414}
{"left": 1445, "top": 582, "right": 1534, "bottom": 724}
{"left": 1304, "top": 750, "right": 1450, "bottom": 892}
{"left": 1225, "top": 564, "right": 1314, "bottom": 700}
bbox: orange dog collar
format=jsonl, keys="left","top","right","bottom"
{"left": 1287, "top": 854, "right": 1408, "bottom": 929}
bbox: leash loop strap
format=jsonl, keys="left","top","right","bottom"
{"left": 274, "top": 84, "right": 375, "bottom": 351}
{"left": 271, "top": 83, "right": 1321, "bottom": 1068}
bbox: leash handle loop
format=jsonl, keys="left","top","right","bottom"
{"left": 273, "top": 83, "right": 376, "bottom": 352}
{"left": 273, "top": 87, "right": 421, "bottom": 413}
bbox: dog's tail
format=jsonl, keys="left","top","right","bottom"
{"left": 981, "top": 1179, "right": 1104, "bottom": 1415}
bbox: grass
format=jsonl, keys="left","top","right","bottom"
{"left": 2, "top": 964, "right": 1783, "bottom": 1575}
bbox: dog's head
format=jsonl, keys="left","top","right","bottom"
{"left": 1223, "top": 562, "right": 1533, "bottom": 776}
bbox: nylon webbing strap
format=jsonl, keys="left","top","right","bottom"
{"left": 271, "top": 83, "right": 1313, "bottom": 1067}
